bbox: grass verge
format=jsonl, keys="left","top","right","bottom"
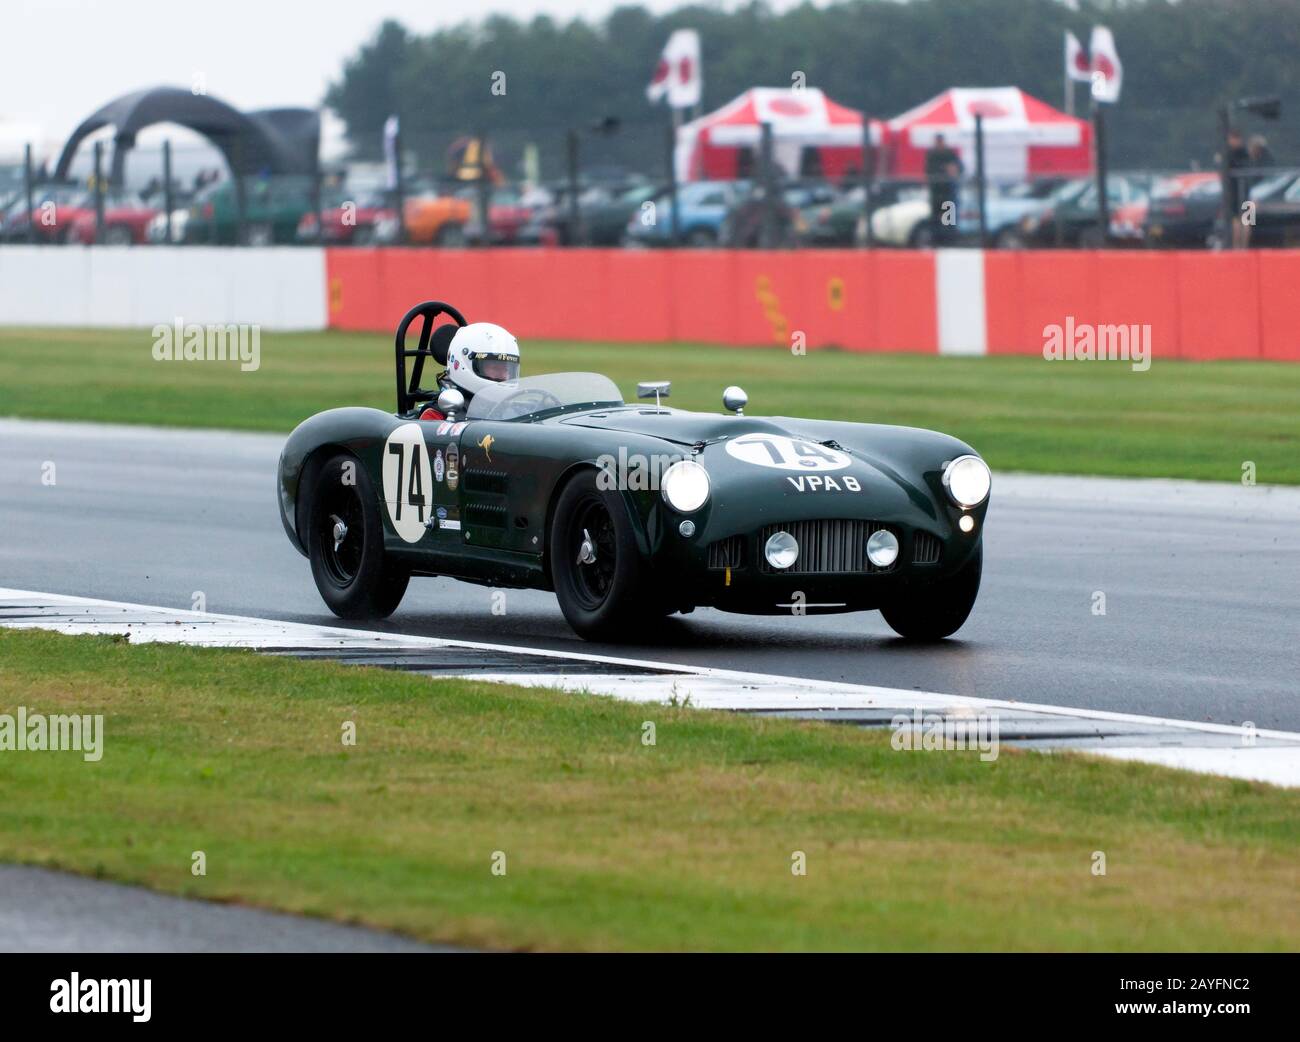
{"left": 2, "top": 327, "right": 1298, "bottom": 483}
{"left": 0, "top": 628, "right": 1296, "bottom": 951}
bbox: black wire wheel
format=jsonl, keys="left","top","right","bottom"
{"left": 550, "top": 469, "right": 652, "bottom": 640}
{"left": 307, "top": 453, "right": 409, "bottom": 619}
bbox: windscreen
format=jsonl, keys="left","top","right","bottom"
{"left": 466, "top": 372, "right": 623, "bottom": 421}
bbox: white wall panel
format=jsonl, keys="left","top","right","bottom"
{"left": 0, "top": 246, "right": 327, "bottom": 330}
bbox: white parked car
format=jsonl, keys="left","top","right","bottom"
{"left": 146, "top": 208, "right": 188, "bottom": 244}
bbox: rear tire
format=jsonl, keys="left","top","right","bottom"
{"left": 550, "top": 470, "right": 652, "bottom": 640}
{"left": 307, "top": 453, "right": 409, "bottom": 619}
{"left": 881, "top": 546, "right": 981, "bottom": 641}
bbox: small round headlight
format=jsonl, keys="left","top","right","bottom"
{"left": 942, "top": 455, "right": 991, "bottom": 508}
{"left": 660, "top": 460, "right": 710, "bottom": 513}
{"left": 764, "top": 531, "right": 799, "bottom": 570}
{"left": 866, "top": 528, "right": 899, "bottom": 568}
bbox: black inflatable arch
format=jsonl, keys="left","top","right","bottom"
{"left": 54, "top": 87, "right": 320, "bottom": 186}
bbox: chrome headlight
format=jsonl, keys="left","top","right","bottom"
{"left": 660, "top": 460, "right": 710, "bottom": 513}
{"left": 942, "top": 455, "right": 991, "bottom": 508}
{"left": 764, "top": 531, "right": 799, "bottom": 570}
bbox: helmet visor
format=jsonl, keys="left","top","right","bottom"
{"left": 473, "top": 354, "right": 519, "bottom": 383}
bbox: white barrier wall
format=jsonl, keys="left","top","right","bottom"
{"left": 0, "top": 246, "right": 327, "bottom": 330}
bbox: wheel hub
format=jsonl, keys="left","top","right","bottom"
{"left": 576, "top": 528, "right": 597, "bottom": 565}
{"left": 331, "top": 515, "right": 349, "bottom": 553}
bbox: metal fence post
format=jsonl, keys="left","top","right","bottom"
{"left": 974, "top": 113, "right": 989, "bottom": 248}
{"left": 312, "top": 167, "right": 324, "bottom": 246}
{"left": 759, "top": 121, "right": 776, "bottom": 248}
{"left": 23, "top": 143, "right": 36, "bottom": 245}
{"left": 93, "top": 140, "right": 105, "bottom": 244}
{"left": 1092, "top": 102, "right": 1109, "bottom": 248}
{"left": 666, "top": 121, "right": 680, "bottom": 247}
{"left": 566, "top": 128, "right": 581, "bottom": 246}
{"left": 163, "top": 139, "right": 174, "bottom": 245}
{"left": 392, "top": 121, "right": 406, "bottom": 245}
{"left": 861, "top": 113, "right": 875, "bottom": 248}
{"left": 476, "top": 130, "right": 492, "bottom": 247}
{"left": 232, "top": 139, "right": 246, "bottom": 246}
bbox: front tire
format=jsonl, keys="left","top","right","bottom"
{"left": 550, "top": 470, "right": 651, "bottom": 640}
{"left": 307, "top": 453, "right": 409, "bottom": 619}
{"left": 880, "top": 546, "right": 981, "bottom": 641}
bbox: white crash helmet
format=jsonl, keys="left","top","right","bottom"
{"left": 446, "top": 322, "right": 520, "bottom": 397}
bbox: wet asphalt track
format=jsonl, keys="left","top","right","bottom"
{"left": 0, "top": 866, "right": 447, "bottom": 953}
{"left": 3, "top": 417, "right": 1299, "bottom": 731}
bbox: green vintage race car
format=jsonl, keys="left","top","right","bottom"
{"left": 277, "top": 300, "right": 991, "bottom": 641}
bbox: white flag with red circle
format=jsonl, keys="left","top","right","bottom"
{"left": 1089, "top": 26, "right": 1123, "bottom": 103}
{"left": 646, "top": 29, "right": 702, "bottom": 109}
{"left": 1064, "top": 31, "right": 1091, "bottom": 83}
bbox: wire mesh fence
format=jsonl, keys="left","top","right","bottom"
{"left": 3, "top": 106, "right": 1298, "bottom": 251}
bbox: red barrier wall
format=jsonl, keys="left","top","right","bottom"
{"left": 327, "top": 247, "right": 938, "bottom": 353}
{"left": 327, "top": 247, "right": 1300, "bottom": 361}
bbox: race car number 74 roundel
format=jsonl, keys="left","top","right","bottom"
{"left": 724, "top": 432, "right": 851, "bottom": 472}
{"left": 382, "top": 423, "right": 434, "bottom": 543}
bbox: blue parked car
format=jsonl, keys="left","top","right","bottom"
{"left": 624, "top": 180, "right": 747, "bottom": 247}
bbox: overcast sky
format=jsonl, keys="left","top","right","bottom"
{"left": 3, "top": 0, "right": 814, "bottom": 142}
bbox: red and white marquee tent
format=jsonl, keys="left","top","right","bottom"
{"left": 887, "top": 87, "right": 1091, "bottom": 184}
{"left": 675, "top": 87, "right": 885, "bottom": 183}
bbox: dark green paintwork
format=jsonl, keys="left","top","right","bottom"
{"left": 278, "top": 397, "right": 987, "bottom": 615}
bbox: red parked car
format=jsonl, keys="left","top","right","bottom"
{"left": 66, "top": 192, "right": 160, "bottom": 244}
{"left": 296, "top": 192, "right": 393, "bottom": 245}
{"left": 454, "top": 185, "right": 534, "bottom": 244}
{"left": 1, "top": 185, "right": 90, "bottom": 243}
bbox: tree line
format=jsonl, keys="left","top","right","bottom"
{"left": 325, "top": 0, "right": 1300, "bottom": 181}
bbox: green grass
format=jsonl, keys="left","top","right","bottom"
{"left": 1, "top": 628, "right": 1297, "bottom": 951}
{"left": 1, "top": 326, "right": 1299, "bottom": 483}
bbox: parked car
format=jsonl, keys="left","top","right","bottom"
{"left": 720, "top": 181, "right": 812, "bottom": 247}
{"left": 147, "top": 207, "right": 189, "bottom": 244}
{"left": 1017, "top": 174, "right": 1149, "bottom": 247}
{"left": 521, "top": 180, "right": 655, "bottom": 246}
{"left": 391, "top": 186, "right": 472, "bottom": 246}
{"left": 1, "top": 184, "right": 89, "bottom": 242}
{"left": 185, "top": 176, "right": 316, "bottom": 245}
{"left": 794, "top": 180, "right": 912, "bottom": 247}
{"left": 1244, "top": 169, "right": 1300, "bottom": 248}
{"left": 1140, "top": 172, "right": 1222, "bottom": 248}
{"left": 624, "top": 180, "right": 746, "bottom": 247}
{"left": 863, "top": 184, "right": 935, "bottom": 246}
{"left": 297, "top": 190, "right": 393, "bottom": 245}
{"left": 65, "top": 192, "right": 160, "bottom": 244}
{"left": 451, "top": 185, "right": 535, "bottom": 245}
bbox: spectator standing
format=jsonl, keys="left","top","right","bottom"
{"left": 1240, "top": 134, "right": 1276, "bottom": 248}
{"left": 1223, "top": 128, "right": 1251, "bottom": 249}
{"left": 924, "top": 134, "right": 962, "bottom": 243}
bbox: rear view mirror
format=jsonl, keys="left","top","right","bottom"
{"left": 636, "top": 381, "right": 671, "bottom": 399}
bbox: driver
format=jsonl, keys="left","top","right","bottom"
{"left": 419, "top": 322, "right": 520, "bottom": 421}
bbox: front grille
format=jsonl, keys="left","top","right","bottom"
{"left": 758, "top": 519, "right": 895, "bottom": 574}
{"left": 707, "top": 535, "right": 745, "bottom": 569}
{"left": 913, "top": 530, "right": 942, "bottom": 565}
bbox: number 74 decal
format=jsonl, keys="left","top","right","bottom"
{"left": 382, "top": 423, "right": 434, "bottom": 543}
